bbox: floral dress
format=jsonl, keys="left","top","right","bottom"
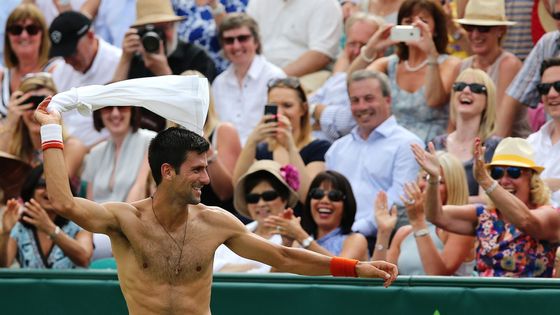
{"left": 475, "top": 206, "right": 558, "bottom": 277}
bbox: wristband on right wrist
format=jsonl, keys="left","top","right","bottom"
{"left": 330, "top": 257, "right": 359, "bottom": 277}
{"left": 40, "top": 124, "right": 64, "bottom": 151}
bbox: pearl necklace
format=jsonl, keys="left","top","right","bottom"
{"left": 403, "top": 59, "right": 429, "bottom": 72}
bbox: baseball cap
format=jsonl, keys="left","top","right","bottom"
{"left": 49, "top": 11, "right": 91, "bottom": 57}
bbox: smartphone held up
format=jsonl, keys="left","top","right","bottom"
{"left": 264, "top": 104, "right": 278, "bottom": 123}
{"left": 390, "top": 25, "right": 420, "bottom": 42}
{"left": 20, "top": 95, "right": 47, "bottom": 110}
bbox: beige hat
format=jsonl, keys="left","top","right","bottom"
{"left": 486, "top": 137, "right": 544, "bottom": 174}
{"left": 234, "top": 160, "right": 299, "bottom": 219}
{"left": 455, "top": 0, "right": 516, "bottom": 26}
{"left": 0, "top": 151, "right": 32, "bottom": 202}
{"left": 132, "top": 0, "right": 186, "bottom": 27}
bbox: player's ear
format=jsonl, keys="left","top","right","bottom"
{"left": 161, "top": 163, "right": 176, "bottom": 181}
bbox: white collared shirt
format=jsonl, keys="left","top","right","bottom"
{"left": 528, "top": 120, "right": 560, "bottom": 206}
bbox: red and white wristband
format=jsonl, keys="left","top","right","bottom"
{"left": 40, "top": 124, "right": 64, "bottom": 151}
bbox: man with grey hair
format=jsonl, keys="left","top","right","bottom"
{"left": 325, "top": 69, "right": 423, "bottom": 239}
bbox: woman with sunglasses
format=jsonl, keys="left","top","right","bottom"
{"left": 0, "top": 164, "right": 93, "bottom": 268}
{"left": 0, "top": 4, "right": 55, "bottom": 119}
{"left": 455, "top": 0, "right": 521, "bottom": 111}
{"left": 431, "top": 69, "right": 501, "bottom": 203}
{"left": 213, "top": 160, "right": 299, "bottom": 273}
{"left": 264, "top": 171, "right": 368, "bottom": 260}
{"left": 412, "top": 138, "right": 560, "bottom": 277}
{"left": 374, "top": 151, "right": 475, "bottom": 276}
{"left": 233, "top": 77, "right": 331, "bottom": 206}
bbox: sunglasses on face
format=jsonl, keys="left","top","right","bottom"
{"left": 536, "top": 81, "right": 560, "bottom": 95}
{"left": 222, "top": 34, "right": 253, "bottom": 45}
{"left": 7, "top": 24, "right": 41, "bottom": 36}
{"left": 246, "top": 190, "right": 280, "bottom": 204}
{"left": 452, "top": 82, "right": 487, "bottom": 94}
{"left": 462, "top": 24, "right": 492, "bottom": 33}
{"left": 310, "top": 188, "right": 345, "bottom": 202}
{"left": 490, "top": 166, "right": 524, "bottom": 180}
{"left": 552, "top": 12, "right": 560, "bottom": 20}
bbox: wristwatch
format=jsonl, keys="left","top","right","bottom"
{"left": 413, "top": 228, "right": 429, "bottom": 238}
{"left": 301, "top": 236, "right": 314, "bottom": 249}
{"left": 211, "top": 3, "right": 226, "bottom": 15}
{"left": 49, "top": 226, "right": 61, "bottom": 240}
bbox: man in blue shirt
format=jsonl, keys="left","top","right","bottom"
{"left": 325, "top": 69, "right": 423, "bottom": 237}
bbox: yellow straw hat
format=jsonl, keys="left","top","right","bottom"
{"left": 455, "top": 0, "right": 516, "bottom": 26}
{"left": 486, "top": 137, "right": 544, "bottom": 173}
{"left": 132, "top": 0, "right": 186, "bottom": 27}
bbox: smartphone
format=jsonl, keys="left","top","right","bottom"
{"left": 21, "top": 95, "right": 46, "bottom": 110}
{"left": 264, "top": 104, "right": 278, "bottom": 123}
{"left": 390, "top": 25, "right": 420, "bottom": 42}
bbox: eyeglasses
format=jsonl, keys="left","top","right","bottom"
{"left": 462, "top": 24, "right": 492, "bottom": 33}
{"left": 309, "top": 188, "right": 345, "bottom": 202}
{"left": 7, "top": 24, "right": 41, "bottom": 36}
{"left": 490, "top": 166, "right": 524, "bottom": 180}
{"left": 452, "top": 82, "right": 487, "bottom": 94}
{"left": 246, "top": 190, "right": 280, "bottom": 204}
{"left": 222, "top": 34, "right": 253, "bottom": 45}
{"left": 536, "top": 81, "right": 560, "bottom": 95}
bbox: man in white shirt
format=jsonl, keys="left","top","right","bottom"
{"left": 49, "top": 11, "right": 122, "bottom": 148}
{"left": 527, "top": 57, "right": 560, "bottom": 206}
{"left": 212, "top": 13, "right": 285, "bottom": 145}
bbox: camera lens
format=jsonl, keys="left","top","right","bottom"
{"left": 142, "top": 31, "right": 161, "bottom": 53}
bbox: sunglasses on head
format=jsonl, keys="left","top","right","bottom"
{"left": 246, "top": 190, "right": 279, "bottom": 204}
{"left": 462, "top": 24, "right": 492, "bottom": 33}
{"left": 310, "top": 188, "right": 345, "bottom": 202}
{"left": 222, "top": 34, "right": 253, "bottom": 45}
{"left": 490, "top": 166, "right": 524, "bottom": 180}
{"left": 452, "top": 82, "right": 487, "bottom": 94}
{"left": 7, "top": 24, "right": 41, "bottom": 36}
{"left": 536, "top": 81, "right": 560, "bottom": 95}
{"left": 267, "top": 77, "right": 302, "bottom": 90}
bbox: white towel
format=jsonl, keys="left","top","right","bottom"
{"left": 48, "top": 75, "right": 209, "bottom": 135}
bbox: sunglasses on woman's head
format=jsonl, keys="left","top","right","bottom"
{"left": 452, "top": 82, "right": 487, "bottom": 94}
{"left": 462, "top": 24, "right": 492, "bottom": 33}
{"left": 536, "top": 81, "right": 560, "bottom": 95}
{"left": 310, "top": 188, "right": 345, "bottom": 202}
{"left": 7, "top": 24, "right": 41, "bottom": 36}
{"left": 222, "top": 34, "right": 253, "bottom": 45}
{"left": 267, "top": 77, "right": 302, "bottom": 90}
{"left": 490, "top": 166, "right": 523, "bottom": 180}
{"left": 246, "top": 190, "right": 279, "bottom": 204}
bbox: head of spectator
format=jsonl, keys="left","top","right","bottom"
{"left": 4, "top": 4, "right": 50, "bottom": 71}
{"left": 537, "top": 57, "right": 560, "bottom": 122}
{"left": 218, "top": 13, "right": 261, "bottom": 69}
{"left": 396, "top": 0, "right": 448, "bottom": 61}
{"left": 343, "top": 13, "right": 384, "bottom": 64}
{"left": 455, "top": 0, "right": 515, "bottom": 56}
{"left": 49, "top": 11, "right": 97, "bottom": 74}
{"left": 450, "top": 68, "right": 497, "bottom": 142}
{"left": 347, "top": 69, "right": 392, "bottom": 139}
{"left": 93, "top": 106, "right": 142, "bottom": 138}
{"left": 301, "top": 170, "right": 357, "bottom": 238}
{"left": 267, "top": 77, "right": 311, "bottom": 148}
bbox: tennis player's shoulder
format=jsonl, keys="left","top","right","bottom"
{"left": 196, "top": 204, "right": 243, "bottom": 225}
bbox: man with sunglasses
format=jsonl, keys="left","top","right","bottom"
{"left": 527, "top": 57, "right": 560, "bottom": 207}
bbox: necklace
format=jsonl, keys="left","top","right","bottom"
{"left": 151, "top": 196, "right": 188, "bottom": 275}
{"left": 404, "top": 59, "right": 429, "bottom": 72}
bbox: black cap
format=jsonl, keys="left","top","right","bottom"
{"left": 49, "top": 11, "right": 91, "bottom": 57}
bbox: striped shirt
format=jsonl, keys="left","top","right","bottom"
{"left": 502, "top": 0, "right": 534, "bottom": 60}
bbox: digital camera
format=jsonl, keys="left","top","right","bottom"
{"left": 137, "top": 25, "right": 165, "bottom": 53}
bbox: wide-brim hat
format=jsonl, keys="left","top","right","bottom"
{"left": 132, "top": 0, "right": 186, "bottom": 27}
{"left": 537, "top": 0, "right": 556, "bottom": 34}
{"left": 455, "top": 0, "right": 516, "bottom": 26}
{"left": 234, "top": 160, "right": 299, "bottom": 219}
{"left": 0, "top": 151, "right": 32, "bottom": 202}
{"left": 486, "top": 137, "right": 544, "bottom": 173}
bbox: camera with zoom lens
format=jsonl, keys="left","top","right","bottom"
{"left": 137, "top": 24, "right": 165, "bottom": 53}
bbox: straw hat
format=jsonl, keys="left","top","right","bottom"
{"left": 486, "top": 137, "right": 544, "bottom": 173}
{"left": 455, "top": 0, "right": 516, "bottom": 26}
{"left": 537, "top": 0, "right": 556, "bottom": 34}
{"left": 234, "top": 160, "right": 299, "bottom": 219}
{"left": 132, "top": 0, "right": 186, "bottom": 27}
{"left": 0, "top": 151, "right": 32, "bottom": 202}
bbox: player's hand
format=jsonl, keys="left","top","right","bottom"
{"left": 356, "top": 260, "right": 398, "bottom": 287}
{"left": 34, "top": 96, "right": 61, "bottom": 126}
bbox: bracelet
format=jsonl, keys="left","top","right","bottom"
{"left": 426, "top": 174, "right": 440, "bottom": 185}
{"left": 49, "top": 226, "right": 61, "bottom": 240}
{"left": 360, "top": 46, "right": 375, "bottom": 63}
{"left": 301, "top": 235, "right": 314, "bottom": 249}
{"left": 330, "top": 257, "right": 359, "bottom": 277}
{"left": 41, "top": 124, "right": 64, "bottom": 151}
{"left": 375, "top": 243, "right": 385, "bottom": 251}
{"left": 484, "top": 181, "right": 499, "bottom": 195}
{"left": 413, "top": 228, "right": 429, "bottom": 238}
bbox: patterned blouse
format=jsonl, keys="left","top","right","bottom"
{"left": 475, "top": 205, "right": 558, "bottom": 277}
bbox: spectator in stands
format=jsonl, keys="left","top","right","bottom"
{"left": 325, "top": 70, "right": 422, "bottom": 238}
{"left": 414, "top": 138, "right": 560, "bottom": 277}
{"left": 233, "top": 77, "right": 331, "bottom": 205}
{"left": 455, "top": 0, "right": 522, "bottom": 115}
{"left": 213, "top": 160, "right": 298, "bottom": 273}
{"left": 431, "top": 69, "right": 501, "bottom": 203}
{"left": 0, "top": 4, "right": 55, "bottom": 119}
{"left": 0, "top": 72, "right": 84, "bottom": 179}
{"left": 265, "top": 170, "right": 368, "bottom": 261}
{"left": 359, "top": 0, "right": 403, "bottom": 24}
{"left": 309, "top": 12, "right": 383, "bottom": 142}
{"left": 81, "top": 0, "right": 136, "bottom": 48}
{"left": 212, "top": 13, "right": 285, "bottom": 145}
{"left": 49, "top": 11, "right": 122, "bottom": 148}
{"left": 374, "top": 151, "right": 475, "bottom": 276}
{"left": 0, "top": 164, "right": 93, "bottom": 268}
{"left": 527, "top": 57, "right": 560, "bottom": 207}
{"left": 349, "top": 0, "right": 460, "bottom": 143}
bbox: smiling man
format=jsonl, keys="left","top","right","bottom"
{"left": 325, "top": 70, "right": 423, "bottom": 238}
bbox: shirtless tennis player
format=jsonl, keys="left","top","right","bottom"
{"left": 35, "top": 97, "right": 398, "bottom": 315}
